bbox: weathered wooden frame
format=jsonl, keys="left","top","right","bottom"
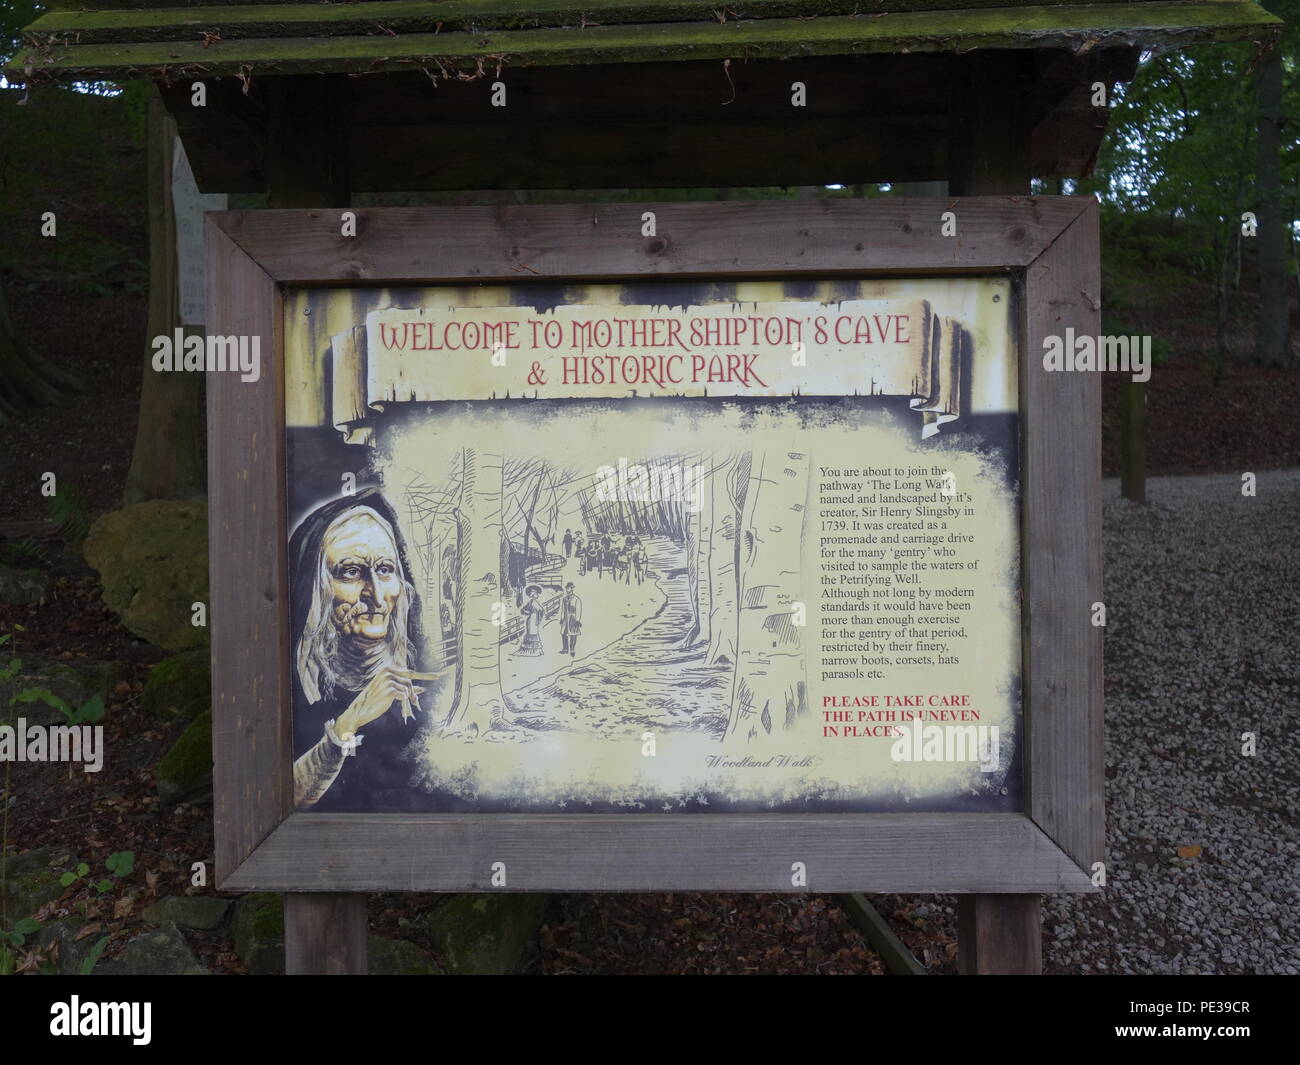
{"left": 206, "top": 197, "right": 1102, "bottom": 895}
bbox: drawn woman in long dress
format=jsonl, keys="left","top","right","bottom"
{"left": 517, "top": 584, "right": 544, "bottom": 656}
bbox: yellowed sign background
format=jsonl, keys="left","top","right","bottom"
{"left": 284, "top": 278, "right": 1021, "bottom": 812}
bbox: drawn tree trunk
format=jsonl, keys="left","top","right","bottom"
{"left": 521, "top": 467, "right": 547, "bottom": 577}
{"left": 445, "top": 447, "right": 511, "bottom": 736}
{"left": 123, "top": 90, "right": 205, "bottom": 502}
{"left": 683, "top": 475, "right": 704, "bottom": 646}
{"left": 726, "top": 449, "right": 811, "bottom": 744}
{"left": 683, "top": 455, "right": 718, "bottom": 648}
{"left": 706, "top": 451, "right": 751, "bottom": 666}
{"left": 498, "top": 526, "right": 512, "bottom": 603}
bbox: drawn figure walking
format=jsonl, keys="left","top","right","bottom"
{"left": 560, "top": 582, "right": 583, "bottom": 657}
{"left": 517, "top": 585, "right": 544, "bottom": 656}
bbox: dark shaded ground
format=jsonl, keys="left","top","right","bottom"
{"left": 524, "top": 893, "right": 888, "bottom": 974}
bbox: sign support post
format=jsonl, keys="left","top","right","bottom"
{"left": 950, "top": 50, "right": 1044, "bottom": 976}
{"left": 264, "top": 83, "right": 367, "bottom": 975}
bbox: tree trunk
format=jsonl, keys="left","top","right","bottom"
{"left": 1254, "top": 16, "right": 1296, "bottom": 368}
{"left": 1212, "top": 227, "right": 1232, "bottom": 383}
{"left": 0, "top": 278, "right": 84, "bottom": 425}
{"left": 122, "top": 90, "right": 205, "bottom": 503}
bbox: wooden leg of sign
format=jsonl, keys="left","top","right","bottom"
{"left": 268, "top": 74, "right": 361, "bottom": 979}
{"left": 1120, "top": 378, "right": 1146, "bottom": 503}
{"left": 948, "top": 52, "right": 1045, "bottom": 977}
{"left": 957, "top": 895, "right": 1042, "bottom": 974}
{"left": 285, "top": 893, "right": 368, "bottom": 974}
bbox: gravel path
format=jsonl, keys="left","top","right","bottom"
{"left": 1041, "top": 468, "right": 1300, "bottom": 974}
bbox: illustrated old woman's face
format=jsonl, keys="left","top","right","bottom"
{"left": 322, "top": 512, "right": 402, "bottom": 642}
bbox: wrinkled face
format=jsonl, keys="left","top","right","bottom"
{"left": 323, "top": 513, "right": 402, "bottom": 643}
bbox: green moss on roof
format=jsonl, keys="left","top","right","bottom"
{"left": 13, "top": 1, "right": 1282, "bottom": 81}
{"left": 31, "top": 0, "right": 1131, "bottom": 46}
{"left": 28, "top": 0, "right": 1191, "bottom": 13}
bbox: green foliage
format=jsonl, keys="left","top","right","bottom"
{"left": 0, "top": 484, "right": 93, "bottom": 570}
{"left": 1077, "top": 17, "right": 1300, "bottom": 364}
{"left": 3, "top": 915, "right": 41, "bottom": 948}
{"left": 57, "top": 862, "right": 89, "bottom": 888}
{"left": 46, "top": 481, "right": 91, "bottom": 546}
{"left": 79, "top": 934, "right": 109, "bottom": 974}
{"left": 114, "top": 79, "right": 151, "bottom": 146}
{"left": 0, "top": 85, "right": 144, "bottom": 295}
{"left": 1101, "top": 306, "right": 1174, "bottom": 369}
{"left": 12, "top": 687, "right": 104, "bottom": 725}
{"left": 1081, "top": 45, "right": 1261, "bottom": 219}
{"left": 0, "top": 2, "right": 43, "bottom": 72}
{"left": 51, "top": 234, "right": 148, "bottom": 298}
{"left": 1, "top": 627, "right": 106, "bottom": 723}
{"left": 105, "top": 851, "right": 134, "bottom": 878}
{"left": 0, "top": 911, "right": 43, "bottom": 974}
{"left": 0, "top": 536, "right": 49, "bottom": 570}
{"left": 1079, "top": 0, "right": 1300, "bottom": 231}
{"left": 55, "top": 851, "right": 134, "bottom": 898}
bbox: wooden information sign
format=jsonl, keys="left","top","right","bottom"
{"left": 206, "top": 198, "right": 1101, "bottom": 909}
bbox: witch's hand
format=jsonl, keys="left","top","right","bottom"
{"left": 335, "top": 668, "right": 441, "bottom": 738}
{"left": 390, "top": 670, "right": 442, "bottom": 722}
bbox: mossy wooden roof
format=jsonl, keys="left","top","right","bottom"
{"left": 13, "top": 0, "right": 1283, "bottom": 82}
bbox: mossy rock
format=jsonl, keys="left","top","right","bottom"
{"left": 142, "top": 649, "right": 211, "bottom": 721}
{"left": 368, "top": 935, "right": 443, "bottom": 975}
{"left": 2, "top": 847, "right": 60, "bottom": 879}
{"left": 36, "top": 916, "right": 95, "bottom": 974}
{"left": 232, "top": 892, "right": 284, "bottom": 974}
{"left": 83, "top": 500, "right": 209, "bottom": 652}
{"left": 142, "top": 895, "right": 229, "bottom": 931}
{"left": 155, "top": 709, "right": 212, "bottom": 803}
{"left": 424, "top": 893, "right": 549, "bottom": 974}
{"left": 0, "top": 565, "right": 52, "bottom": 606}
{"left": 95, "top": 921, "right": 208, "bottom": 976}
{"left": 0, "top": 655, "right": 121, "bottom": 726}
{"left": 1, "top": 849, "right": 79, "bottom": 922}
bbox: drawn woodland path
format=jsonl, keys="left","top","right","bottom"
{"left": 504, "top": 537, "right": 730, "bottom": 738}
